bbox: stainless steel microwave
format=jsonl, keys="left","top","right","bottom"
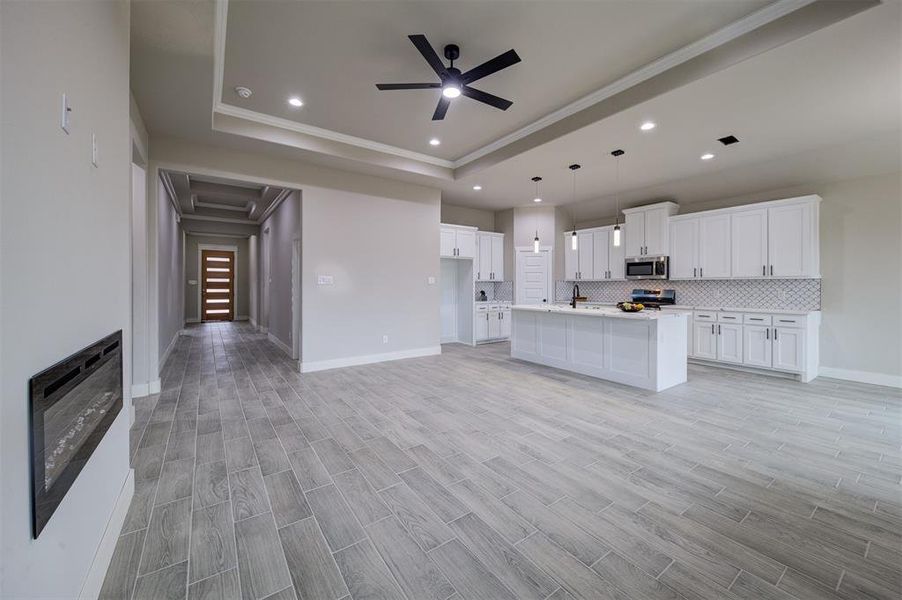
{"left": 625, "top": 256, "right": 669, "bottom": 280}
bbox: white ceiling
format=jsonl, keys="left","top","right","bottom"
{"left": 220, "top": 0, "right": 769, "bottom": 160}
{"left": 438, "top": 0, "right": 902, "bottom": 215}
{"left": 130, "top": 0, "right": 899, "bottom": 220}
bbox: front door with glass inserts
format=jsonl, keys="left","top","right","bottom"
{"left": 201, "top": 249, "right": 234, "bottom": 321}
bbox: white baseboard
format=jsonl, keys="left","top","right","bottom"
{"left": 301, "top": 346, "right": 441, "bottom": 373}
{"left": 149, "top": 379, "right": 161, "bottom": 394}
{"left": 818, "top": 367, "right": 902, "bottom": 389}
{"left": 235, "top": 315, "right": 249, "bottom": 321}
{"left": 159, "top": 331, "right": 179, "bottom": 373}
{"left": 259, "top": 325, "right": 268, "bottom": 334}
{"left": 250, "top": 318, "right": 258, "bottom": 329}
{"left": 185, "top": 318, "right": 200, "bottom": 324}
{"left": 131, "top": 382, "right": 150, "bottom": 398}
{"left": 268, "top": 332, "right": 293, "bottom": 357}
{"left": 78, "top": 469, "right": 134, "bottom": 599}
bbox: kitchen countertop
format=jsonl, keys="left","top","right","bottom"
{"left": 512, "top": 304, "right": 685, "bottom": 320}
{"left": 554, "top": 302, "right": 818, "bottom": 315}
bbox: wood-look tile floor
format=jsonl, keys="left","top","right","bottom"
{"left": 101, "top": 322, "right": 902, "bottom": 600}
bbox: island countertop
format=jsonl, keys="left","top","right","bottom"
{"left": 511, "top": 304, "right": 686, "bottom": 321}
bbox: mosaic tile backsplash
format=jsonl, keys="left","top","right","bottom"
{"left": 554, "top": 278, "right": 821, "bottom": 311}
{"left": 475, "top": 281, "right": 513, "bottom": 302}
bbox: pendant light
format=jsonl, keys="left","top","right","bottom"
{"left": 611, "top": 149, "right": 624, "bottom": 247}
{"left": 568, "top": 164, "right": 580, "bottom": 251}
{"left": 531, "top": 176, "right": 542, "bottom": 253}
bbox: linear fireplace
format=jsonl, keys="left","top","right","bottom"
{"left": 29, "top": 330, "right": 123, "bottom": 537}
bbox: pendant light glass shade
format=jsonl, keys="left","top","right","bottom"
{"left": 568, "top": 164, "right": 581, "bottom": 252}
{"left": 571, "top": 230, "right": 578, "bottom": 250}
{"left": 613, "top": 224, "right": 621, "bottom": 247}
{"left": 534, "top": 231, "right": 540, "bottom": 254}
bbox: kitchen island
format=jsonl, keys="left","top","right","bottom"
{"left": 510, "top": 305, "right": 688, "bottom": 391}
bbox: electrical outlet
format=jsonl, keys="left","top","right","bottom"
{"left": 382, "top": 335, "right": 389, "bottom": 344}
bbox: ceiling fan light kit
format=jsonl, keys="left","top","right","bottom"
{"left": 376, "top": 34, "right": 521, "bottom": 121}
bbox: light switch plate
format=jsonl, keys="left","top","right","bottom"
{"left": 317, "top": 275, "right": 334, "bottom": 285}
{"left": 427, "top": 276, "right": 436, "bottom": 285}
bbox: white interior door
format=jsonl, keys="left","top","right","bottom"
{"left": 516, "top": 248, "right": 551, "bottom": 305}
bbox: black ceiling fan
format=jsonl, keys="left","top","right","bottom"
{"left": 376, "top": 34, "right": 521, "bottom": 121}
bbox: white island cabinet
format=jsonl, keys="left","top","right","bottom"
{"left": 510, "top": 305, "right": 687, "bottom": 391}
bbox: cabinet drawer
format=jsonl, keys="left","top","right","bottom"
{"left": 475, "top": 304, "right": 489, "bottom": 312}
{"left": 743, "top": 313, "right": 772, "bottom": 325}
{"left": 717, "top": 312, "right": 742, "bottom": 323}
{"left": 694, "top": 311, "right": 717, "bottom": 321}
{"left": 773, "top": 315, "right": 806, "bottom": 327}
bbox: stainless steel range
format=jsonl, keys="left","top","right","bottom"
{"left": 629, "top": 288, "right": 676, "bottom": 310}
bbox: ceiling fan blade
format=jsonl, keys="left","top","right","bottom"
{"left": 408, "top": 34, "right": 449, "bottom": 78}
{"left": 461, "top": 49, "right": 521, "bottom": 84}
{"left": 432, "top": 97, "right": 451, "bottom": 121}
{"left": 462, "top": 86, "right": 513, "bottom": 111}
{"left": 376, "top": 83, "right": 441, "bottom": 90}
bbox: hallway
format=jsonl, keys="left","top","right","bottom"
{"left": 100, "top": 322, "right": 901, "bottom": 600}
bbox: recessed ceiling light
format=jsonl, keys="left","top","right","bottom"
{"left": 234, "top": 86, "right": 253, "bottom": 99}
{"left": 640, "top": 121, "right": 656, "bottom": 131}
{"left": 288, "top": 97, "right": 303, "bottom": 107}
{"left": 700, "top": 153, "right": 715, "bottom": 161}
{"left": 533, "top": 197, "right": 542, "bottom": 203}
{"left": 429, "top": 138, "right": 441, "bottom": 146}
{"left": 472, "top": 185, "right": 482, "bottom": 191}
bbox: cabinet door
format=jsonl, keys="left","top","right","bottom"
{"left": 693, "top": 323, "right": 717, "bottom": 360}
{"left": 699, "top": 214, "right": 731, "bottom": 278}
{"left": 669, "top": 218, "right": 699, "bottom": 279}
{"left": 563, "top": 233, "right": 579, "bottom": 281}
{"left": 477, "top": 235, "right": 492, "bottom": 280}
{"left": 491, "top": 235, "right": 504, "bottom": 281}
{"left": 624, "top": 212, "right": 645, "bottom": 257}
{"left": 440, "top": 228, "right": 456, "bottom": 257}
{"left": 499, "top": 311, "right": 511, "bottom": 338}
{"left": 475, "top": 311, "right": 489, "bottom": 341}
{"left": 773, "top": 327, "right": 804, "bottom": 372}
{"left": 743, "top": 325, "right": 772, "bottom": 368}
{"left": 768, "top": 203, "right": 813, "bottom": 278}
{"left": 592, "top": 230, "right": 610, "bottom": 279}
{"left": 577, "top": 232, "right": 594, "bottom": 279}
{"left": 644, "top": 207, "right": 669, "bottom": 256}
{"left": 731, "top": 209, "right": 768, "bottom": 278}
{"left": 717, "top": 323, "right": 743, "bottom": 364}
{"left": 456, "top": 229, "right": 476, "bottom": 259}
{"left": 488, "top": 311, "right": 501, "bottom": 339}
{"left": 608, "top": 226, "right": 626, "bottom": 280}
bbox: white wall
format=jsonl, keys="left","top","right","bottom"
{"left": 441, "top": 202, "right": 495, "bottom": 231}
{"left": 0, "top": 1, "right": 133, "bottom": 597}
{"left": 184, "top": 235, "right": 250, "bottom": 322}
{"left": 301, "top": 187, "right": 441, "bottom": 368}
{"left": 157, "top": 179, "right": 183, "bottom": 368}
{"left": 261, "top": 192, "right": 300, "bottom": 351}
{"left": 661, "top": 172, "right": 902, "bottom": 385}
{"left": 131, "top": 163, "right": 150, "bottom": 392}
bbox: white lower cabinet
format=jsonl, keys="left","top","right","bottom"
{"left": 742, "top": 325, "right": 773, "bottom": 368}
{"left": 689, "top": 309, "right": 819, "bottom": 382}
{"left": 475, "top": 304, "right": 511, "bottom": 343}
{"left": 716, "top": 323, "right": 743, "bottom": 364}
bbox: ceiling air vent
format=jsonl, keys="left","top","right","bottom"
{"left": 718, "top": 135, "right": 740, "bottom": 146}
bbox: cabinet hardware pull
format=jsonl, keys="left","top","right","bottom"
{"left": 711, "top": 324, "right": 715, "bottom": 334}
{"left": 774, "top": 328, "right": 778, "bottom": 340}
{"left": 766, "top": 328, "right": 769, "bottom": 340}
{"left": 779, "top": 319, "right": 793, "bottom": 323}
{"left": 700, "top": 268, "right": 703, "bottom": 278}
{"left": 694, "top": 268, "right": 697, "bottom": 278}
{"left": 770, "top": 265, "right": 773, "bottom": 276}
{"left": 763, "top": 265, "right": 766, "bottom": 276}
{"left": 718, "top": 324, "right": 721, "bottom": 335}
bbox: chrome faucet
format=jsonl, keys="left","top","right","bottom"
{"left": 571, "top": 283, "right": 581, "bottom": 309}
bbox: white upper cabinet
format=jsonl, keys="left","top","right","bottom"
{"left": 731, "top": 208, "right": 769, "bottom": 278}
{"left": 622, "top": 202, "right": 679, "bottom": 258}
{"left": 730, "top": 196, "right": 820, "bottom": 279}
{"left": 699, "top": 214, "right": 731, "bottom": 278}
{"left": 624, "top": 212, "right": 645, "bottom": 258}
{"left": 563, "top": 233, "right": 579, "bottom": 281}
{"left": 768, "top": 201, "right": 819, "bottom": 278}
{"left": 441, "top": 224, "right": 477, "bottom": 259}
{"left": 592, "top": 230, "right": 609, "bottom": 280}
{"left": 577, "top": 232, "right": 594, "bottom": 280}
{"left": 564, "top": 226, "right": 625, "bottom": 281}
{"left": 669, "top": 218, "right": 699, "bottom": 279}
{"left": 475, "top": 232, "right": 504, "bottom": 280}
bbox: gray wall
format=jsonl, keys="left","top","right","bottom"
{"left": 0, "top": 1, "right": 132, "bottom": 596}
{"left": 441, "top": 202, "right": 495, "bottom": 231}
{"left": 302, "top": 187, "right": 441, "bottom": 367}
{"left": 185, "top": 235, "right": 250, "bottom": 322}
{"left": 261, "top": 192, "right": 300, "bottom": 352}
{"left": 158, "top": 180, "right": 184, "bottom": 365}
